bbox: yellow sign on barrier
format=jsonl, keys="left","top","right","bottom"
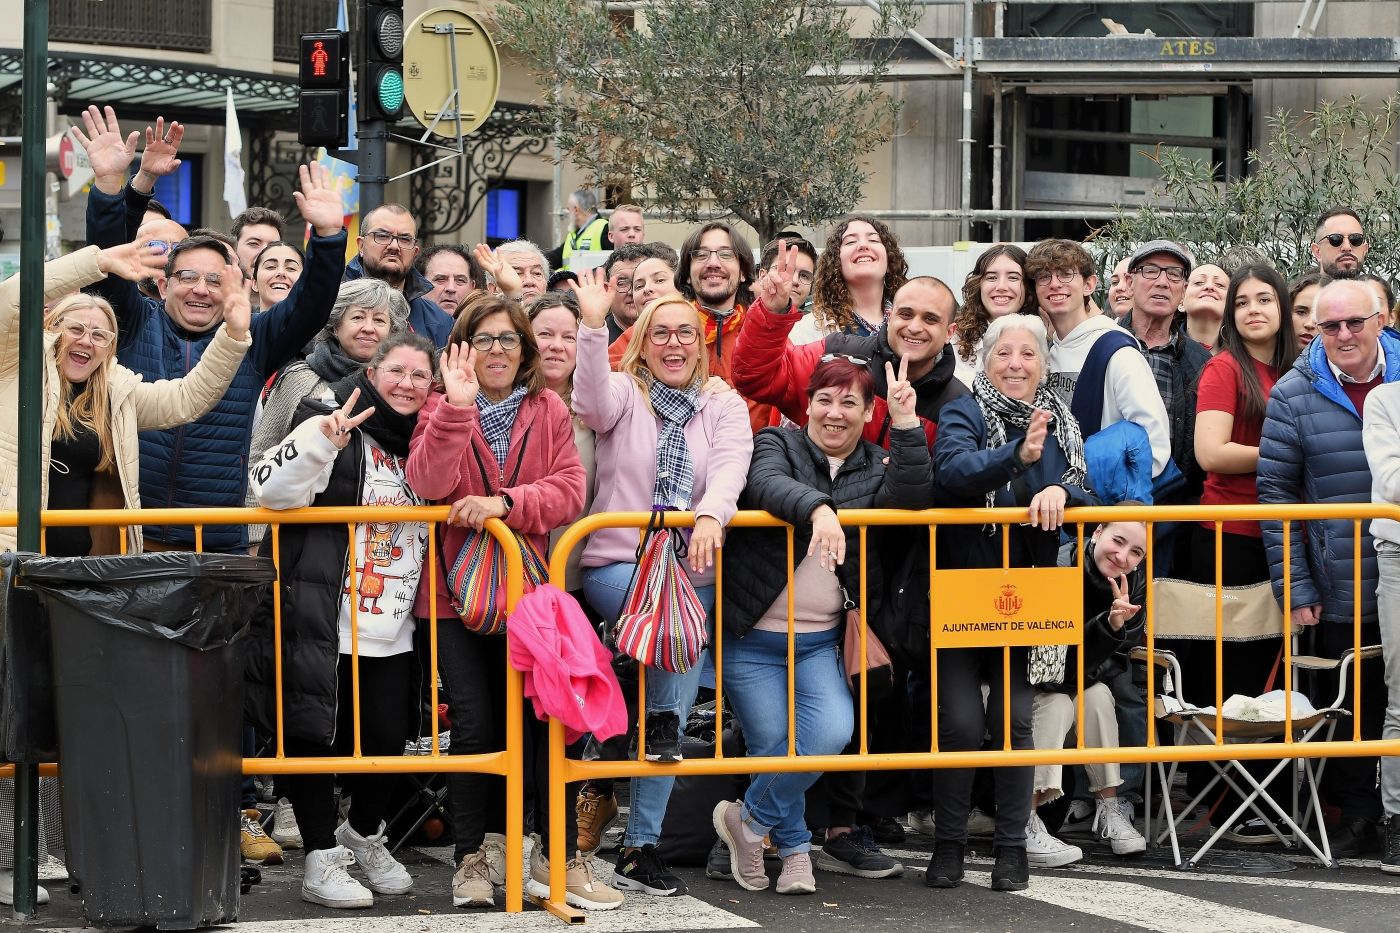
{"left": 931, "top": 566, "right": 1083, "bottom": 647}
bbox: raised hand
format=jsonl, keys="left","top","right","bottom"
{"left": 136, "top": 116, "right": 185, "bottom": 189}
{"left": 293, "top": 162, "right": 346, "bottom": 237}
{"left": 219, "top": 264, "right": 252, "bottom": 340}
{"left": 568, "top": 266, "right": 612, "bottom": 328}
{"left": 440, "top": 342, "right": 479, "bottom": 407}
{"left": 71, "top": 105, "right": 139, "bottom": 194}
{"left": 1019, "top": 408, "right": 1050, "bottom": 465}
{"left": 755, "top": 239, "right": 797, "bottom": 312}
{"left": 884, "top": 355, "right": 917, "bottom": 429}
{"left": 473, "top": 243, "right": 522, "bottom": 298}
{"left": 808, "top": 504, "right": 845, "bottom": 572}
{"left": 1028, "top": 483, "right": 1068, "bottom": 531}
{"left": 319, "top": 387, "right": 376, "bottom": 449}
{"left": 1107, "top": 573, "right": 1142, "bottom": 631}
{"left": 96, "top": 240, "right": 168, "bottom": 282}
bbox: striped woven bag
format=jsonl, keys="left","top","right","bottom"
{"left": 447, "top": 527, "right": 549, "bottom": 635}
{"left": 611, "top": 512, "right": 709, "bottom": 673}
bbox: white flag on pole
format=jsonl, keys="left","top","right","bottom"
{"left": 224, "top": 87, "right": 248, "bottom": 217}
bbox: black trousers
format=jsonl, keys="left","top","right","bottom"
{"left": 1305, "top": 620, "right": 1385, "bottom": 822}
{"left": 436, "top": 618, "right": 577, "bottom": 858}
{"left": 930, "top": 646, "right": 1034, "bottom": 847}
{"left": 283, "top": 652, "right": 417, "bottom": 853}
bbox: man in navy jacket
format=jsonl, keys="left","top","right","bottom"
{"left": 78, "top": 106, "right": 348, "bottom": 553}
{"left": 342, "top": 203, "right": 453, "bottom": 347}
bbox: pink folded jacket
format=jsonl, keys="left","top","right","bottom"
{"left": 507, "top": 584, "right": 627, "bottom": 744}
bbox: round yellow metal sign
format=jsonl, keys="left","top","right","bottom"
{"left": 402, "top": 7, "right": 501, "bottom": 138}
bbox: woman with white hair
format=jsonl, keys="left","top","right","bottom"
{"left": 925, "top": 312, "right": 1096, "bottom": 894}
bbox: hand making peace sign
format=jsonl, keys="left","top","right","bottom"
{"left": 318, "top": 387, "right": 377, "bottom": 449}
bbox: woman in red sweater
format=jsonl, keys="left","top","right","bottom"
{"left": 1187, "top": 263, "right": 1298, "bottom": 843}
{"left": 403, "top": 297, "right": 610, "bottom": 910}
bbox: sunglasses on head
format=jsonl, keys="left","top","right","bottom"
{"left": 1317, "top": 232, "right": 1367, "bottom": 249}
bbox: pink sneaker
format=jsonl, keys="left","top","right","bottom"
{"left": 711, "top": 801, "right": 769, "bottom": 891}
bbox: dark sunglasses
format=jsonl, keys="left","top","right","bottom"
{"left": 1318, "top": 310, "right": 1380, "bottom": 336}
{"left": 1317, "top": 233, "right": 1367, "bottom": 249}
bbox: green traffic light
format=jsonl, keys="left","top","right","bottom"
{"left": 378, "top": 70, "right": 405, "bottom": 113}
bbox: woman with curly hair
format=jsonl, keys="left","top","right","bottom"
{"left": 788, "top": 215, "right": 908, "bottom": 344}
{"left": 951, "top": 245, "right": 1031, "bottom": 386}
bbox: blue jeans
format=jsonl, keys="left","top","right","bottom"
{"left": 725, "top": 628, "right": 852, "bottom": 855}
{"left": 582, "top": 561, "right": 716, "bottom": 847}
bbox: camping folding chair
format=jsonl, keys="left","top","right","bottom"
{"left": 1133, "top": 578, "right": 1381, "bottom": 869}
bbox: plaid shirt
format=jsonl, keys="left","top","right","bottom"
{"left": 1118, "top": 313, "right": 1177, "bottom": 416}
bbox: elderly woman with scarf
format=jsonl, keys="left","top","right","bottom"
{"left": 248, "top": 332, "right": 438, "bottom": 910}
{"left": 571, "top": 272, "right": 753, "bottom": 900}
{"left": 927, "top": 313, "right": 1096, "bottom": 894}
{"left": 403, "top": 296, "right": 600, "bottom": 911}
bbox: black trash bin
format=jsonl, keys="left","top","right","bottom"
{"left": 0, "top": 551, "right": 58, "bottom": 763}
{"left": 21, "top": 552, "right": 276, "bottom": 930}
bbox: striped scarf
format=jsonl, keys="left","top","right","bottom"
{"left": 971, "top": 370, "right": 1087, "bottom": 509}
{"left": 476, "top": 385, "right": 527, "bottom": 467}
{"left": 645, "top": 375, "right": 700, "bottom": 509}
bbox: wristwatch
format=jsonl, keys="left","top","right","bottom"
{"left": 499, "top": 492, "right": 515, "bottom": 517}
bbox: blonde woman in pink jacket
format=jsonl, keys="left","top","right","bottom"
{"left": 569, "top": 269, "right": 754, "bottom": 898}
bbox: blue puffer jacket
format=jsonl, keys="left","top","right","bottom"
{"left": 1257, "top": 330, "right": 1400, "bottom": 624}
{"left": 343, "top": 256, "right": 453, "bottom": 348}
{"left": 86, "top": 184, "right": 347, "bottom": 552}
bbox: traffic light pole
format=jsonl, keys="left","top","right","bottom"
{"left": 358, "top": 117, "right": 388, "bottom": 219}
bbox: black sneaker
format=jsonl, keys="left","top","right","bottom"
{"left": 991, "top": 845, "right": 1029, "bottom": 892}
{"left": 867, "top": 816, "right": 906, "bottom": 845}
{"left": 643, "top": 712, "right": 682, "bottom": 763}
{"left": 1331, "top": 817, "right": 1381, "bottom": 858}
{"left": 1382, "top": 814, "right": 1400, "bottom": 874}
{"left": 924, "top": 841, "right": 964, "bottom": 888}
{"left": 706, "top": 838, "right": 733, "bottom": 880}
{"left": 613, "top": 844, "right": 688, "bottom": 896}
{"left": 813, "top": 826, "right": 903, "bottom": 878}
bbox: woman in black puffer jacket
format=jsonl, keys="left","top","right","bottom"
{"left": 712, "top": 356, "right": 934, "bottom": 896}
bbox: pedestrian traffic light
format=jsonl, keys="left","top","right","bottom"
{"left": 298, "top": 31, "right": 349, "bottom": 149}
{"left": 360, "top": 0, "right": 405, "bottom": 122}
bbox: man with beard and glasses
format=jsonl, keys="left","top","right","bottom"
{"left": 1312, "top": 207, "right": 1370, "bottom": 277}
{"left": 343, "top": 203, "right": 454, "bottom": 347}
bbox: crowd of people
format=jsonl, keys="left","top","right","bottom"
{"left": 2, "top": 102, "right": 1399, "bottom": 911}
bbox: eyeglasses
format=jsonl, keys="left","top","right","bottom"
{"left": 820, "top": 352, "right": 869, "bottom": 366}
{"left": 60, "top": 320, "right": 116, "bottom": 348}
{"left": 378, "top": 364, "right": 434, "bottom": 388}
{"left": 1132, "top": 262, "right": 1187, "bottom": 283}
{"left": 1032, "top": 270, "right": 1081, "bottom": 286}
{"left": 367, "top": 230, "right": 418, "bottom": 248}
{"left": 647, "top": 325, "right": 700, "bottom": 346}
{"left": 691, "top": 248, "right": 737, "bottom": 264}
{"left": 1317, "top": 232, "right": 1367, "bottom": 249}
{"left": 470, "top": 332, "right": 523, "bottom": 352}
{"left": 1318, "top": 310, "right": 1381, "bottom": 336}
{"left": 171, "top": 269, "right": 224, "bottom": 289}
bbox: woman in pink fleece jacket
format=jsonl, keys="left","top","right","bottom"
{"left": 570, "top": 271, "right": 754, "bottom": 899}
{"left": 403, "top": 296, "right": 610, "bottom": 911}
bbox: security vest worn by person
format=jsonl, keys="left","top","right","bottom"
{"left": 561, "top": 215, "right": 610, "bottom": 269}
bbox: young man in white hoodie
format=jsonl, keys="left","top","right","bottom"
{"left": 1028, "top": 239, "right": 1171, "bottom": 476}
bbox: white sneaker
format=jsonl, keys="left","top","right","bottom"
{"left": 269, "top": 798, "right": 303, "bottom": 849}
{"left": 335, "top": 820, "right": 414, "bottom": 895}
{"left": 301, "top": 847, "right": 374, "bottom": 909}
{"left": 37, "top": 854, "right": 68, "bottom": 882}
{"left": 907, "top": 809, "right": 936, "bottom": 836}
{"left": 481, "top": 832, "right": 508, "bottom": 886}
{"left": 967, "top": 807, "right": 997, "bottom": 837}
{"left": 0, "top": 869, "right": 50, "bottom": 906}
{"left": 1094, "top": 797, "right": 1147, "bottom": 855}
{"left": 1026, "top": 810, "right": 1083, "bottom": 868}
{"left": 1060, "top": 799, "right": 1094, "bottom": 833}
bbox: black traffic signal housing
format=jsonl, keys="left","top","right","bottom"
{"left": 298, "top": 31, "right": 350, "bottom": 148}
{"left": 359, "top": 0, "right": 405, "bottom": 122}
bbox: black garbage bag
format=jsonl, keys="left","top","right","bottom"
{"left": 0, "top": 552, "right": 57, "bottom": 762}
{"left": 22, "top": 552, "right": 275, "bottom": 931}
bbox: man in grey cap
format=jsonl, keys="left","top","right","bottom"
{"left": 1117, "top": 239, "right": 1211, "bottom": 569}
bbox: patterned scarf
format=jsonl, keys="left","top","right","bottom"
{"left": 645, "top": 374, "right": 700, "bottom": 509}
{"left": 476, "top": 385, "right": 528, "bottom": 467}
{"left": 971, "top": 370, "right": 1088, "bottom": 509}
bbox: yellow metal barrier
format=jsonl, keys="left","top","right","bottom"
{"left": 541, "top": 503, "right": 1400, "bottom": 920}
{"left": 0, "top": 506, "right": 528, "bottom": 914}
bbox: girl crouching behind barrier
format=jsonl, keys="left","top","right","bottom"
{"left": 711, "top": 355, "right": 933, "bottom": 895}
{"left": 928, "top": 313, "right": 1096, "bottom": 893}
{"left": 249, "top": 333, "right": 437, "bottom": 910}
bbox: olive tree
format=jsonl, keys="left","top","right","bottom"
{"left": 494, "top": 0, "right": 918, "bottom": 242}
